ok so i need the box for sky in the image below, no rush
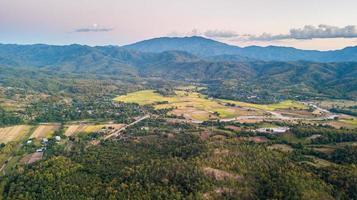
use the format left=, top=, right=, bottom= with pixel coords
left=1, top=0, right=357, bottom=50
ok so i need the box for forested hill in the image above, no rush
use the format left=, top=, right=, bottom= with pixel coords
left=124, top=36, right=357, bottom=62
left=0, top=43, right=356, bottom=101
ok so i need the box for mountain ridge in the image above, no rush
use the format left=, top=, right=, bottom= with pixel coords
left=123, top=36, right=357, bottom=62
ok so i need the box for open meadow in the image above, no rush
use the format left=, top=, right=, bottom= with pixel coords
left=115, top=89, right=309, bottom=121
left=0, top=125, right=32, bottom=144
left=64, top=124, right=124, bottom=136
left=30, top=124, right=61, bottom=139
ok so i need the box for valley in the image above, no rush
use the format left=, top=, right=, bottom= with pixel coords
left=115, top=87, right=356, bottom=128
left=0, top=37, right=356, bottom=199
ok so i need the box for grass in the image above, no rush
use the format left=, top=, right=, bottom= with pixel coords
left=115, top=90, right=266, bottom=121
left=64, top=124, right=124, bottom=136
left=114, top=90, right=174, bottom=105
left=314, top=100, right=357, bottom=109
left=115, top=90, right=308, bottom=121
left=268, top=144, right=294, bottom=152
left=219, top=99, right=307, bottom=111
left=0, top=125, right=33, bottom=144
left=339, top=118, right=357, bottom=126
left=302, top=156, right=334, bottom=168
left=30, top=124, right=60, bottom=139
left=83, top=125, right=105, bottom=133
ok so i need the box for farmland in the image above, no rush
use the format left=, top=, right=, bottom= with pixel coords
left=64, top=124, right=125, bottom=136
left=115, top=89, right=310, bottom=121
left=30, top=124, right=61, bottom=139
left=115, top=90, right=268, bottom=121
left=0, top=125, right=32, bottom=144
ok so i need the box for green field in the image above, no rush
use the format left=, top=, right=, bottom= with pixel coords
left=114, top=90, right=307, bottom=121
left=219, top=99, right=307, bottom=111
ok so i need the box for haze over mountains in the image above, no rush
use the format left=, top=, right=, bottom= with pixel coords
left=1, top=36, right=357, bottom=63
left=0, top=36, right=357, bottom=101
left=123, top=36, right=357, bottom=62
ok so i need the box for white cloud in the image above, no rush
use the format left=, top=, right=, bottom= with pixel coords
left=246, top=25, right=357, bottom=41
left=74, top=24, right=113, bottom=33
left=167, top=29, right=238, bottom=38
left=203, top=30, right=239, bottom=38
left=168, top=25, right=357, bottom=41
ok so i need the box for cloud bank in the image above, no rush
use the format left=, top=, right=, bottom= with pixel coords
left=74, top=24, right=113, bottom=33
left=246, top=25, right=357, bottom=41
left=170, top=25, right=357, bottom=41
left=203, top=30, right=239, bottom=38
left=168, top=29, right=239, bottom=38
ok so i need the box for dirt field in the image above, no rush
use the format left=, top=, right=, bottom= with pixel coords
left=326, top=118, right=357, bottom=129
left=64, top=124, right=125, bottom=136
left=278, top=109, right=317, bottom=118
left=28, top=152, right=43, bottom=164
left=313, top=100, right=357, bottom=110
left=30, top=124, right=60, bottom=139
left=0, top=125, right=32, bottom=144
left=115, top=90, right=269, bottom=121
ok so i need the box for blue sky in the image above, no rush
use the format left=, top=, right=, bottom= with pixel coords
left=1, top=0, right=357, bottom=50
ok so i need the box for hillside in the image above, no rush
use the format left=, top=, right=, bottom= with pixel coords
left=123, top=36, right=357, bottom=62
left=0, top=43, right=356, bottom=101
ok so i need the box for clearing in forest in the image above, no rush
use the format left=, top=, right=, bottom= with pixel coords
left=115, top=90, right=307, bottom=121
left=0, top=125, right=32, bottom=144
left=64, top=124, right=125, bottom=136
left=30, top=124, right=61, bottom=139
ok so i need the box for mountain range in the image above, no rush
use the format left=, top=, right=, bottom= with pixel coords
left=123, top=36, right=357, bottom=62
left=0, top=36, right=356, bottom=101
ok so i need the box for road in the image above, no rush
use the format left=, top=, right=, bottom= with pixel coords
left=0, top=156, right=13, bottom=175
left=104, top=115, right=150, bottom=140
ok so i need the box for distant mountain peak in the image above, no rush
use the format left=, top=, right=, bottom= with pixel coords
left=122, top=36, right=357, bottom=62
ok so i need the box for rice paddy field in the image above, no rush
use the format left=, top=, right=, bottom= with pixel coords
left=64, top=124, right=124, bottom=136
left=313, top=100, right=357, bottom=109
left=0, top=125, right=32, bottom=144
left=30, top=124, right=61, bottom=139
left=219, top=99, right=308, bottom=111
left=327, top=118, right=357, bottom=129
left=114, top=90, right=308, bottom=121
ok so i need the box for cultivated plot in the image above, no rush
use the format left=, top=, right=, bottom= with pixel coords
left=30, top=124, right=61, bottom=139
left=0, top=125, right=32, bottom=144
left=64, top=124, right=125, bottom=136
left=115, top=90, right=307, bottom=121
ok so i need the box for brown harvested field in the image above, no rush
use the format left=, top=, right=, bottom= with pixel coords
left=27, top=152, right=43, bottom=164
left=19, top=154, right=32, bottom=164
left=326, top=120, right=357, bottom=129
left=64, top=125, right=86, bottom=136
left=30, top=124, right=60, bottom=139
left=64, top=124, right=125, bottom=136
left=0, top=125, right=32, bottom=144
left=278, top=109, right=316, bottom=118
